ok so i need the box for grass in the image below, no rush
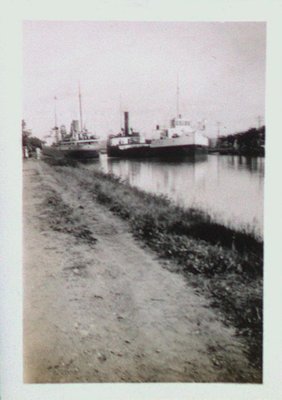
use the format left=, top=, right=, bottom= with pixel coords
left=45, top=156, right=263, bottom=371
left=85, top=168, right=263, bottom=260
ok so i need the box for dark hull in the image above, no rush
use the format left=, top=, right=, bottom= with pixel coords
left=149, top=144, right=207, bottom=159
left=62, top=149, right=100, bottom=159
left=107, top=144, right=207, bottom=160
left=107, top=145, right=151, bottom=159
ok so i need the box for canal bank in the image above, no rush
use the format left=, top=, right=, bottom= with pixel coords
left=95, top=154, right=264, bottom=238
left=23, top=158, right=262, bottom=383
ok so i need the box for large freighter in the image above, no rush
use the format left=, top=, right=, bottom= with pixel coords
left=107, top=76, right=208, bottom=159
left=107, top=112, right=208, bottom=159
left=149, top=114, right=209, bottom=158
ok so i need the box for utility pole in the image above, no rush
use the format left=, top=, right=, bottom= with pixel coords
left=216, top=121, right=221, bottom=138
left=257, top=115, right=262, bottom=129
left=216, top=121, right=221, bottom=149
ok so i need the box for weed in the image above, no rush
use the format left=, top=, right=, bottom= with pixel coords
left=49, top=162, right=263, bottom=371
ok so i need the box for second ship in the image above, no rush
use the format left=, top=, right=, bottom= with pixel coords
left=107, top=111, right=209, bottom=159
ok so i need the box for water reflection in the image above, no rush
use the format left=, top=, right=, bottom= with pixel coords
left=89, top=154, right=264, bottom=236
left=227, top=155, right=264, bottom=176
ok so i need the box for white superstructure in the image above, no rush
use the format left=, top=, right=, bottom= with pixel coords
left=151, top=114, right=209, bottom=149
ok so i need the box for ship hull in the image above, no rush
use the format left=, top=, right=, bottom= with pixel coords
left=53, top=140, right=100, bottom=159
left=107, top=144, right=207, bottom=159
left=107, top=145, right=151, bottom=158
left=149, top=144, right=208, bottom=159
left=59, top=149, right=100, bottom=159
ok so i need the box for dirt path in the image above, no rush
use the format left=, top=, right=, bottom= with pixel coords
left=23, top=159, right=259, bottom=383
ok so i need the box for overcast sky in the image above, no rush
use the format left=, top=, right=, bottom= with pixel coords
left=23, top=21, right=266, bottom=139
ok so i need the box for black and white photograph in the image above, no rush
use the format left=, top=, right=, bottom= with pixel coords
left=1, top=1, right=282, bottom=399
left=22, top=19, right=265, bottom=383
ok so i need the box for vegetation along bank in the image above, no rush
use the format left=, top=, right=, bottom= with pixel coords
left=45, top=156, right=263, bottom=372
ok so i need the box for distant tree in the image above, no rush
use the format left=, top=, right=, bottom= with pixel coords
left=28, top=136, right=43, bottom=149
left=217, top=126, right=265, bottom=156
left=22, top=119, right=31, bottom=146
left=22, top=120, right=44, bottom=152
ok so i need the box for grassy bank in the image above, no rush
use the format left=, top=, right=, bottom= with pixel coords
left=45, top=156, right=263, bottom=371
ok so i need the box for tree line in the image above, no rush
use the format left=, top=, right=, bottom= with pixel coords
left=215, top=126, right=265, bottom=156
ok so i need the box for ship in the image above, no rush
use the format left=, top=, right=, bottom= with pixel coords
left=50, top=87, right=100, bottom=159
left=107, top=112, right=208, bottom=159
left=149, top=114, right=209, bottom=159
left=53, top=121, right=100, bottom=159
left=107, top=78, right=208, bottom=159
left=107, top=111, right=150, bottom=158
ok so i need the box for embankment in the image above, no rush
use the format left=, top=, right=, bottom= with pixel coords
left=46, top=156, right=263, bottom=371
left=24, top=156, right=262, bottom=382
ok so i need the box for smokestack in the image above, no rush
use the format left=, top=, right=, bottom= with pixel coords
left=124, top=112, right=129, bottom=136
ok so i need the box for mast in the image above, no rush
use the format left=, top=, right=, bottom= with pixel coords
left=79, top=83, right=83, bottom=132
left=54, top=96, right=59, bottom=143
left=54, top=96, right=58, bottom=128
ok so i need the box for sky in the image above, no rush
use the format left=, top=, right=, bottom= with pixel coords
left=23, top=21, right=266, bottom=140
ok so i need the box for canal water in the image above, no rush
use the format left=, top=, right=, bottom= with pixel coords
left=87, top=154, right=264, bottom=237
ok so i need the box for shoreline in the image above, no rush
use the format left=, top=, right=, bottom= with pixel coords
left=69, top=158, right=263, bottom=369
left=208, top=148, right=265, bottom=157
left=46, top=155, right=263, bottom=370
left=23, top=157, right=263, bottom=382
